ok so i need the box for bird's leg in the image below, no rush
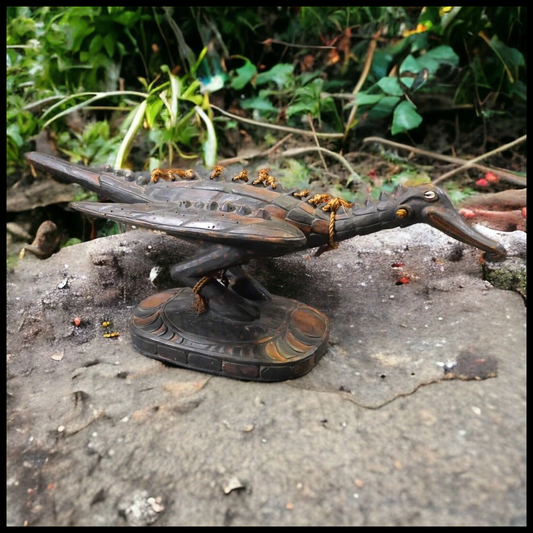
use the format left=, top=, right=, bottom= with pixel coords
left=225, top=266, right=271, bottom=301
left=170, top=245, right=261, bottom=321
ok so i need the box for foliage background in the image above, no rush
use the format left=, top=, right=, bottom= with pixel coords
left=6, top=6, right=526, bottom=255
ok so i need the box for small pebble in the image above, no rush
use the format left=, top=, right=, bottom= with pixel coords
left=223, top=477, right=245, bottom=494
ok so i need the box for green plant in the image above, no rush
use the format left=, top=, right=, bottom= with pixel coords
left=6, top=7, right=157, bottom=176
left=352, top=45, right=459, bottom=134
left=239, top=64, right=341, bottom=129
left=40, top=59, right=217, bottom=169
left=56, top=120, right=121, bottom=165
left=442, top=182, right=476, bottom=205
left=6, top=6, right=526, bottom=182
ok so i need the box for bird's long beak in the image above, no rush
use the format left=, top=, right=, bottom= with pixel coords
left=424, top=205, right=507, bottom=260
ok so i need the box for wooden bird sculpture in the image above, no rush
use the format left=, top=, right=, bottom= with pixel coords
left=25, top=152, right=506, bottom=381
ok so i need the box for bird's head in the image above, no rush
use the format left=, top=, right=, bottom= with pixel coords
left=391, top=184, right=507, bottom=260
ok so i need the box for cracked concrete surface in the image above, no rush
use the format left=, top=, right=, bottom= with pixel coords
left=6, top=225, right=526, bottom=526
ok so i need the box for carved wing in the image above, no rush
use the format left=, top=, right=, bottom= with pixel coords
left=71, top=201, right=306, bottom=249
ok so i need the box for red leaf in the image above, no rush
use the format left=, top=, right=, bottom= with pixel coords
left=396, top=276, right=411, bottom=285
left=484, top=172, right=499, bottom=183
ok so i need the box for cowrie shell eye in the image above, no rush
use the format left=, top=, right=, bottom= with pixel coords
left=424, top=191, right=437, bottom=200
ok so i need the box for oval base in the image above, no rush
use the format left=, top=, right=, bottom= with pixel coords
left=130, top=288, right=330, bottom=381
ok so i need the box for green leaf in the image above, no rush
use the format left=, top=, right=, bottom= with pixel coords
left=383, top=36, right=411, bottom=57
left=409, top=33, right=429, bottom=53
left=368, top=96, right=400, bottom=119
left=113, top=10, right=140, bottom=27
left=255, top=63, right=294, bottom=87
left=399, top=54, right=421, bottom=74
left=230, top=60, right=257, bottom=90
left=68, top=23, right=94, bottom=53
left=103, top=34, right=115, bottom=56
left=391, top=101, right=423, bottom=135
left=195, top=106, right=217, bottom=168
left=191, top=46, right=208, bottom=78
left=286, top=101, right=316, bottom=118
left=399, top=77, right=414, bottom=89
left=392, top=169, right=431, bottom=186
left=89, top=34, right=103, bottom=55
left=180, top=78, right=200, bottom=99
left=371, top=50, right=393, bottom=79
left=488, top=35, right=525, bottom=83
left=115, top=100, right=147, bottom=168
left=145, top=99, right=164, bottom=128
left=355, top=93, right=384, bottom=106
left=6, top=125, right=24, bottom=147
left=512, top=80, right=527, bottom=102
left=415, top=55, right=440, bottom=74
left=377, top=77, right=404, bottom=96
left=443, top=183, right=475, bottom=205
left=490, top=36, right=525, bottom=68
left=97, top=221, right=121, bottom=238
left=180, top=94, right=203, bottom=105
left=61, top=238, right=82, bottom=248
left=425, top=45, right=459, bottom=66
left=116, top=41, right=126, bottom=56
left=297, top=70, right=323, bottom=86
left=295, top=77, right=324, bottom=98
left=240, top=97, right=279, bottom=113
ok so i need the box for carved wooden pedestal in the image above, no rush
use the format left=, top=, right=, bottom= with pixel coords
left=130, top=288, right=329, bottom=381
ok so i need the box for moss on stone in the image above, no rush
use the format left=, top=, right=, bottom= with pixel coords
left=483, top=259, right=527, bottom=299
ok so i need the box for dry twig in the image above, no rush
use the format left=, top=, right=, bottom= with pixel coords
left=432, top=135, right=527, bottom=184
left=261, top=38, right=336, bottom=50
left=308, top=114, right=328, bottom=171
left=267, top=133, right=293, bottom=157
left=363, top=136, right=527, bottom=187
left=278, top=146, right=361, bottom=180
left=344, top=28, right=381, bottom=138
left=211, top=105, right=343, bottom=139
